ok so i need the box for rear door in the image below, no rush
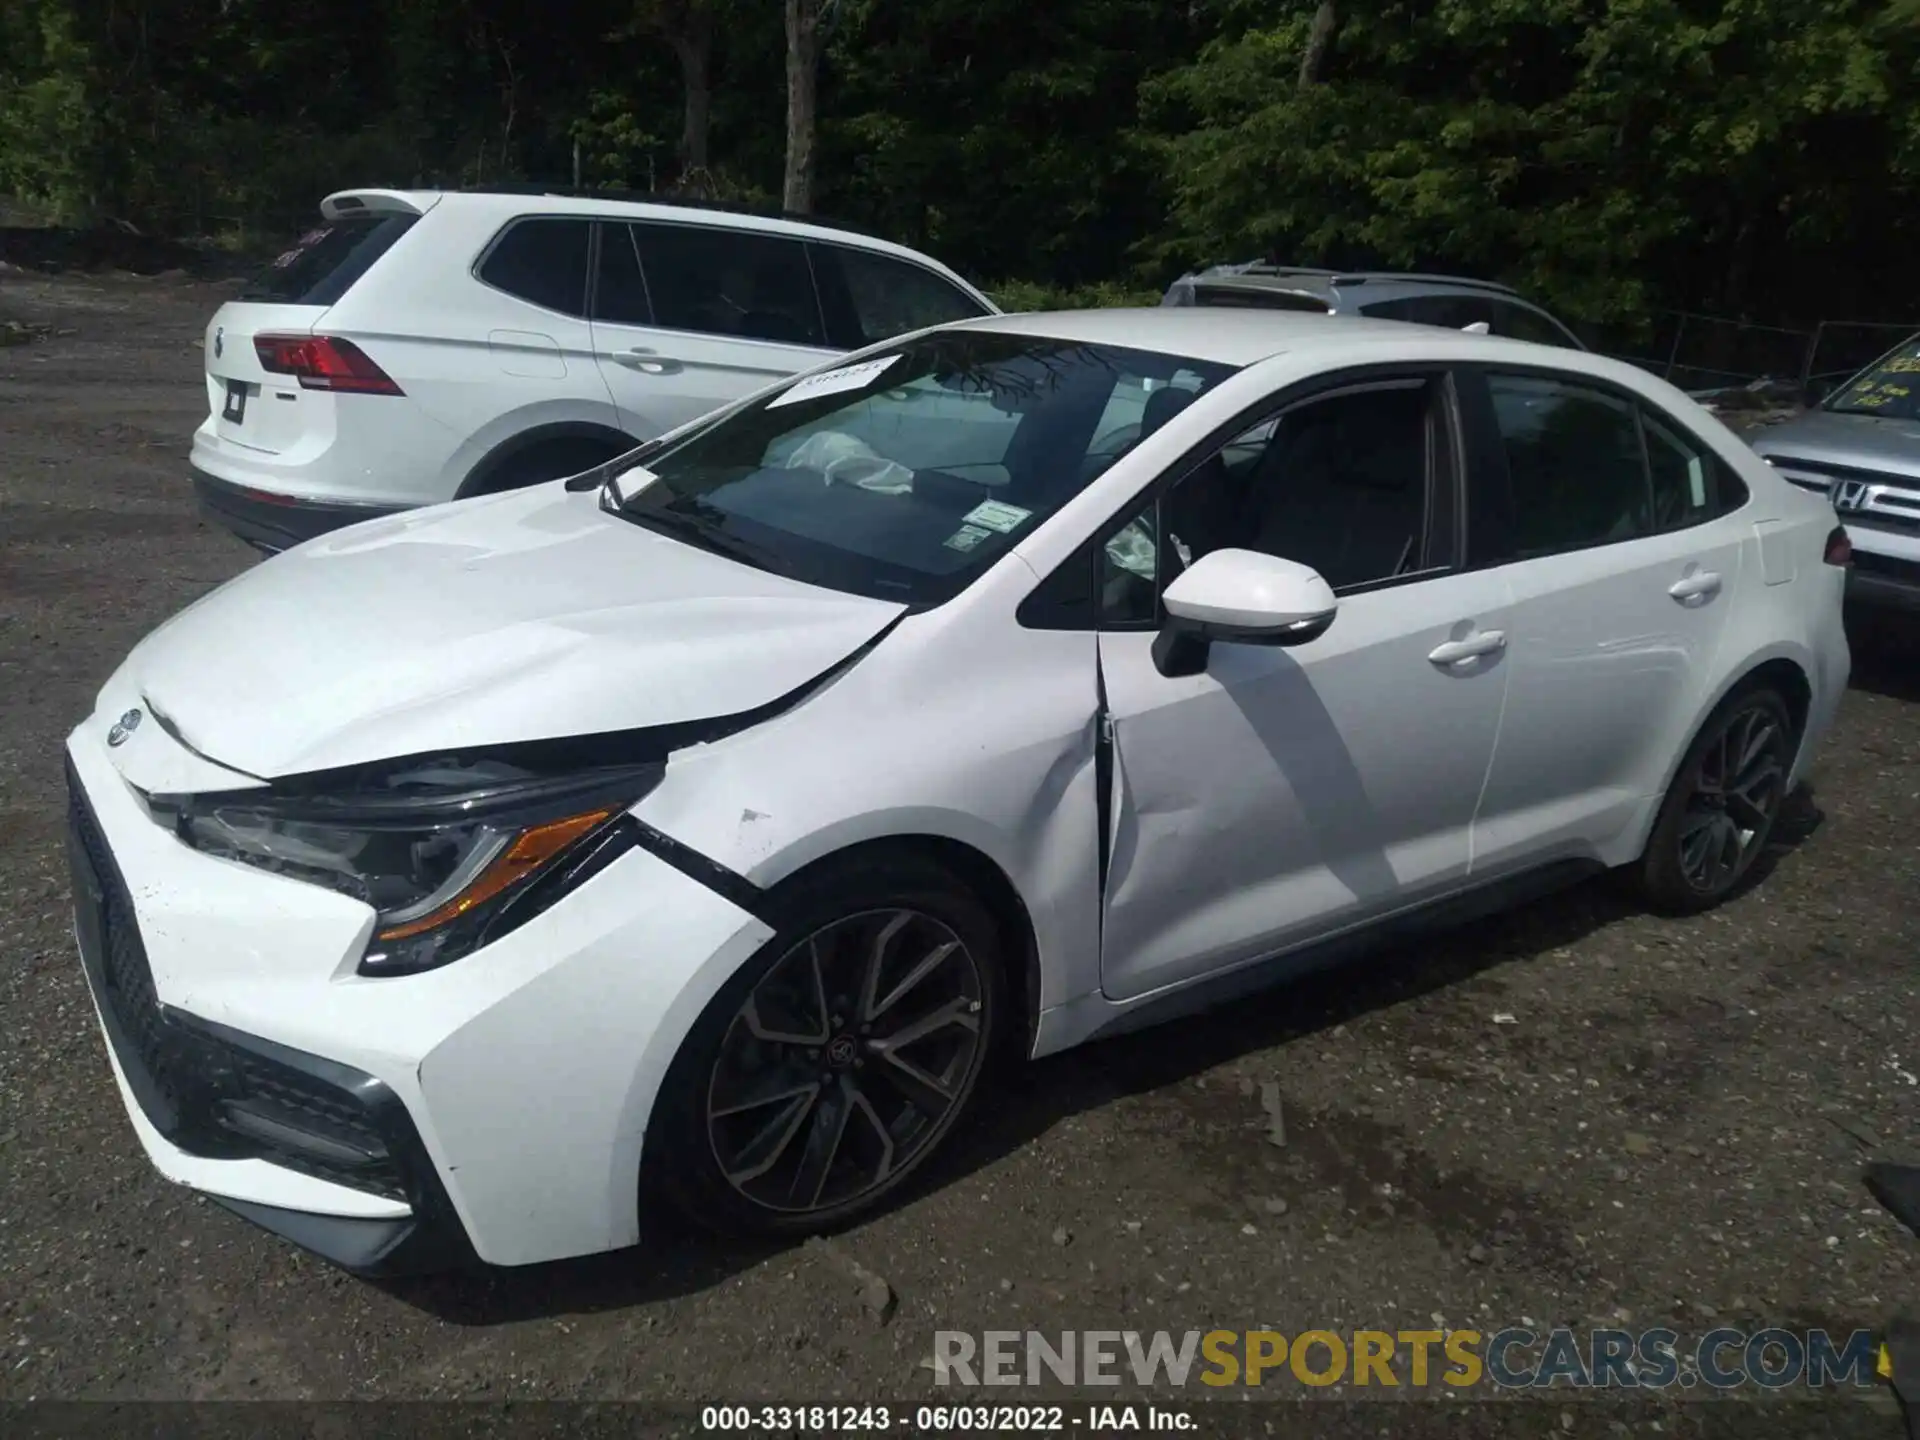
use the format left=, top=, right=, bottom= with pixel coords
left=1459, top=368, right=1745, bottom=871
left=204, top=205, right=422, bottom=455
left=588, top=220, right=840, bottom=438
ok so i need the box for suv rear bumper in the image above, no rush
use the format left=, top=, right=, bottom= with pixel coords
left=192, top=467, right=407, bottom=554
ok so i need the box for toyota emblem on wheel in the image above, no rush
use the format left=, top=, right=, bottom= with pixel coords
left=106, top=709, right=142, bottom=747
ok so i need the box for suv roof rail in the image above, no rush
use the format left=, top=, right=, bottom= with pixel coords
left=1201, top=261, right=1523, bottom=298
left=1335, top=270, right=1522, bottom=296
left=451, top=185, right=885, bottom=240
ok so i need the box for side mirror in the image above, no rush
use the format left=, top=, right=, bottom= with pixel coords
left=1153, top=549, right=1338, bottom=677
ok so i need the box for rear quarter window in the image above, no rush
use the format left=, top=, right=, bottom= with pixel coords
left=241, top=215, right=418, bottom=306
left=476, top=217, right=593, bottom=317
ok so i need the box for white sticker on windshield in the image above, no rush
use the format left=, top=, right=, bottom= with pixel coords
left=961, top=498, right=1033, bottom=534
left=767, top=354, right=903, bottom=410
left=606, top=465, right=659, bottom=507
left=1687, top=455, right=1707, bottom=508
left=943, top=523, right=992, bottom=553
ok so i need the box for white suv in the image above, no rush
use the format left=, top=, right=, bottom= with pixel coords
left=190, top=188, right=998, bottom=551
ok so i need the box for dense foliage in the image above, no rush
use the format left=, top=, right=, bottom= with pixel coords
left=4, top=1, right=1917, bottom=332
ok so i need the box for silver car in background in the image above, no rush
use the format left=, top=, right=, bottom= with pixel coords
left=1162, top=263, right=1586, bottom=351
left=1749, top=334, right=1920, bottom=612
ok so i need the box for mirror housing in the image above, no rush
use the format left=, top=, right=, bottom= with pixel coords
left=1153, top=550, right=1339, bottom=677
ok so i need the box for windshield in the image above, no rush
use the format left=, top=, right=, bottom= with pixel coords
left=1825, top=335, right=1920, bottom=420
left=604, top=331, right=1236, bottom=604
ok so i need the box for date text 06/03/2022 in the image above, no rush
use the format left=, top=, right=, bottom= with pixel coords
left=698, top=1404, right=1195, bottom=1432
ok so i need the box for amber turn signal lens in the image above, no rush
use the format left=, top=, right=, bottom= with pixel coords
left=375, top=809, right=612, bottom=941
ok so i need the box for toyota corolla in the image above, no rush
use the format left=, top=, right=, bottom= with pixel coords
left=66, top=308, right=1850, bottom=1274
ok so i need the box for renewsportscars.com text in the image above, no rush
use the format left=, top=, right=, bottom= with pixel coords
left=931, top=1327, right=1881, bottom=1390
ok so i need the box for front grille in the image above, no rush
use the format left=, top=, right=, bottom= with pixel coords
left=1847, top=509, right=1920, bottom=539
left=66, top=760, right=407, bottom=1201
left=1765, top=456, right=1920, bottom=537
left=1765, top=454, right=1917, bottom=487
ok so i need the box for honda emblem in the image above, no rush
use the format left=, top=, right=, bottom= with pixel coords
left=1833, top=480, right=1870, bottom=513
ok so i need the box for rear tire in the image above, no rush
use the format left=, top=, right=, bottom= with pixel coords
left=1635, top=685, right=1795, bottom=915
left=646, top=853, right=1006, bottom=1239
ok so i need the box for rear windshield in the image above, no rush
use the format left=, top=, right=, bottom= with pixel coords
left=239, top=214, right=418, bottom=306
left=1193, top=285, right=1329, bottom=313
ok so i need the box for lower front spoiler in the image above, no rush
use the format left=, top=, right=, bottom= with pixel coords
left=191, top=466, right=407, bottom=554
left=68, top=756, right=481, bottom=1277
left=1848, top=552, right=1920, bottom=613
left=210, top=1195, right=479, bottom=1278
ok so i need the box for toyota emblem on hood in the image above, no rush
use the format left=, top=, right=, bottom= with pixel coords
left=107, top=708, right=142, bottom=747
left=213, top=326, right=224, bottom=359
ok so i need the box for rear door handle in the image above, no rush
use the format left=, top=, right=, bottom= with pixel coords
left=1668, top=571, right=1722, bottom=603
left=1428, top=630, right=1507, bottom=666
left=611, top=348, right=682, bottom=375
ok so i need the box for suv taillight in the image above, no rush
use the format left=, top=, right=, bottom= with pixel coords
left=1824, top=526, right=1853, bottom=567
left=253, top=334, right=403, bottom=395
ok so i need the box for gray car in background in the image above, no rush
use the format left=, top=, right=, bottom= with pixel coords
left=1162, top=263, right=1586, bottom=350
left=1748, top=333, right=1920, bottom=612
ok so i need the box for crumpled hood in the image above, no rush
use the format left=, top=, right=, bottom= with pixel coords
left=116, top=485, right=904, bottom=780
left=1749, top=409, right=1920, bottom=481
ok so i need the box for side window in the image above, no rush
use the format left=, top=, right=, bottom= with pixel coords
left=631, top=224, right=826, bottom=347
left=822, top=245, right=989, bottom=347
left=1099, top=381, right=1439, bottom=625
left=1642, top=409, right=1753, bottom=526
left=1487, top=374, right=1648, bottom=557
left=475, top=218, right=591, bottom=316
left=1362, top=294, right=1496, bottom=331
left=592, top=223, right=652, bottom=325
left=1490, top=300, right=1577, bottom=349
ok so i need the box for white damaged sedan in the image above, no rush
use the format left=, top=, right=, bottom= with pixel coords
left=67, top=308, right=1850, bottom=1272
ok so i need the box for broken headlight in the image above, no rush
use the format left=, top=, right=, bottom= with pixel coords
left=155, top=756, right=661, bottom=976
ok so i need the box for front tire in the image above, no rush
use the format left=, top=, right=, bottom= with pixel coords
left=1635, top=686, right=1794, bottom=914
left=648, top=854, right=1005, bottom=1238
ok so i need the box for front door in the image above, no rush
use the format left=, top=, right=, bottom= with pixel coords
left=1094, top=373, right=1515, bottom=1002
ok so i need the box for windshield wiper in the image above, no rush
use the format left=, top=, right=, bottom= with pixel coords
left=614, top=504, right=788, bottom=576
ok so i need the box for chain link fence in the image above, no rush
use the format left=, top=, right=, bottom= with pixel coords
left=1600, top=310, right=1920, bottom=409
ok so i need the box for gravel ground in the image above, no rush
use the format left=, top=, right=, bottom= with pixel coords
left=0, top=271, right=1913, bottom=1435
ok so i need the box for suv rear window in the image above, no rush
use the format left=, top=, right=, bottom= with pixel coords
left=240, top=215, right=418, bottom=306
left=1362, top=294, right=1497, bottom=330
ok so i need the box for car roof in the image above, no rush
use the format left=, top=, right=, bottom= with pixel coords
left=317, top=187, right=991, bottom=302
left=958, top=305, right=1464, bottom=366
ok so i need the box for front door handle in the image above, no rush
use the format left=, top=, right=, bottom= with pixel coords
left=1428, top=630, right=1507, bottom=666
left=1668, top=571, right=1723, bottom=603
left=611, top=348, right=682, bottom=375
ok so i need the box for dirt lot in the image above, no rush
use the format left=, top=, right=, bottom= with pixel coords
left=0, top=271, right=1914, bottom=1434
